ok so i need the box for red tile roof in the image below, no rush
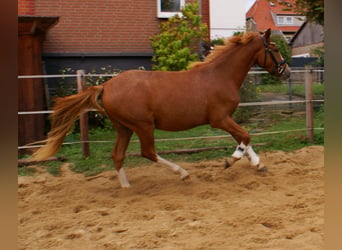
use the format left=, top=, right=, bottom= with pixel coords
left=268, top=0, right=297, bottom=14
left=246, top=0, right=301, bottom=33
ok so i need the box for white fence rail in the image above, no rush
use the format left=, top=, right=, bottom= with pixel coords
left=17, top=70, right=323, bottom=79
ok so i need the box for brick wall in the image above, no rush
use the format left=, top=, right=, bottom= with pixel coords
left=18, top=0, right=35, bottom=15
left=201, top=0, right=210, bottom=41
left=23, top=0, right=209, bottom=54
left=34, top=0, right=161, bottom=53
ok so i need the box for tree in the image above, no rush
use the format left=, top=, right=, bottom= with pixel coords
left=150, top=2, right=208, bottom=71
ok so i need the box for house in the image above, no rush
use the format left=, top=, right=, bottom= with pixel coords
left=18, top=0, right=210, bottom=77
left=246, top=0, right=305, bottom=41
left=290, top=21, right=324, bottom=58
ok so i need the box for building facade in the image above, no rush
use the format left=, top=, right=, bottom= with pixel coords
left=246, top=0, right=305, bottom=41
left=290, top=22, right=324, bottom=58
left=19, top=0, right=210, bottom=78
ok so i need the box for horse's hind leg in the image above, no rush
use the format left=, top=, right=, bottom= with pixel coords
left=156, top=155, right=190, bottom=180
left=135, top=125, right=189, bottom=180
left=112, top=124, right=133, bottom=188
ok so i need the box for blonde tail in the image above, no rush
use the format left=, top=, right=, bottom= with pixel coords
left=32, top=85, right=104, bottom=161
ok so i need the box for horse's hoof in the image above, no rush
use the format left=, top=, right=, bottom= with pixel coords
left=224, top=157, right=238, bottom=169
left=120, top=184, right=131, bottom=188
left=224, top=159, right=231, bottom=169
left=181, top=174, right=190, bottom=181
left=257, top=166, right=268, bottom=172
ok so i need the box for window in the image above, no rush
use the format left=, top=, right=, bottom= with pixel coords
left=286, top=17, right=293, bottom=24
left=277, top=16, right=294, bottom=25
left=277, top=16, right=284, bottom=24
left=157, top=0, right=185, bottom=18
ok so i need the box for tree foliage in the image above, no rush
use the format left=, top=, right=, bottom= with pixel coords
left=150, top=2, right=208, bottom=71
left=311, top=46, right=324, bottom=66
left=271, top=34, right=292, bottom=64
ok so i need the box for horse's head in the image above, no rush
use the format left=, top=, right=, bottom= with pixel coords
left=256, top=29, right=291, bottom=80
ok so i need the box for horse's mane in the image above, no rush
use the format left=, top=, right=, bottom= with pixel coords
left=189, top=31, right=258, bottom=68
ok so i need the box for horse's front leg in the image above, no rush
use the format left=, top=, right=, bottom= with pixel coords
left=225, top=141, right=247, bottom=168
left=211, top=116, right=266, bottom=171
left=245, top=144, right=267, bottom=171
left=227, top=142, right=267, bottom=171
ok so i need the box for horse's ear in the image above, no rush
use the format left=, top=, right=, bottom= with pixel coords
left=264, top=28, right=271, bottom=41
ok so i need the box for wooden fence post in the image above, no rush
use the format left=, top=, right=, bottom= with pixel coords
left=288, top=77, right=293, bottom=110
left=305, top=65, right=314, bottom=143
left=76, top=70, right=90, bottom=157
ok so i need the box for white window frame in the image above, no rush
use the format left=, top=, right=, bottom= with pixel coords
left=285, top=16, right=293, bottom=24
left=157, top=0, right=185, bottom=18
left=277, top=16, right=294, bottom=25
left=277, top=16, right=285, bottom=24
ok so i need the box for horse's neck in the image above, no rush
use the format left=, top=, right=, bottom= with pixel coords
left=208, top=41, right=260, bottom=90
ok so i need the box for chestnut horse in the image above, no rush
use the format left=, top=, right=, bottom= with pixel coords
left=33, top=29, right=290, bottom=187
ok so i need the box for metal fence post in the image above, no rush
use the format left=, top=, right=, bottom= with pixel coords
left=305, top=65, right=314, bottom=143
left=76, top=69, right=90, bottom=157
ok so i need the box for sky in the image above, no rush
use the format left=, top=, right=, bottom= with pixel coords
left=245, top=0, right=256, bottom=11
left=209, top=0, right=256, bottom=38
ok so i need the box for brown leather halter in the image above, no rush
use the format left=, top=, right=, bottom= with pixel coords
left=261, top=36, right=287, bottom=76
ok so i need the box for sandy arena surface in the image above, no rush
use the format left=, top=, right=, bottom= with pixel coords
left=18, top=146, right=324, bottom=250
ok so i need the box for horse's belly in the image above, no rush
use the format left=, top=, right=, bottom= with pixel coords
left=154, top=108, right=207, bottom=131
left=155, top=120, right=205, bottom=131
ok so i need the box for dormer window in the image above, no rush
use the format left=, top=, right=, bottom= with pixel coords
left=277, top=16, right=293, bottom=25
left=157, top=0, right=185, bottom=18
left=270, top=1, right=275, bottom=7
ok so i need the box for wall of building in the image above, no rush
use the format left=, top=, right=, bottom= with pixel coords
left=33, top=0, right=160, bottom=54
left=18, top=0, right=35, bottom=15
left=19, top=0, right=210, bottom=92
left=292, top=42, right=324, bottom=57
left=291, top=22, right=324, bottom=57
left=22, top=0, right=208, bottom=54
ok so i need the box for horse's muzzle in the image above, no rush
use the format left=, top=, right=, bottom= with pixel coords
left=279, top=65, right=291, bottom=80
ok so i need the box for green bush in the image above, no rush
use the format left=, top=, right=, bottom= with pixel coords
left=310, top=46, right=324, bottom=67
left=150, top=2, right=208, bottom=71
left=211, top=38, right=225, bottom=46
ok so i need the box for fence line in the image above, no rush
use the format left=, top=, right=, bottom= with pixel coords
left=18, top=68, right=325, bottom=152
left=17, top=73, right=119, bottom=79
left=18, top=111, right=54, bottom=115
left=18, top=127, right=324, bottom=150
left=18, top=99, right=324, bottom=116
left=17, top=69, right=324, bottom=79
